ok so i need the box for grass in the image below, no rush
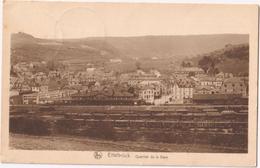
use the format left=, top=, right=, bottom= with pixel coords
left=9, top=133, right=247, bottom=153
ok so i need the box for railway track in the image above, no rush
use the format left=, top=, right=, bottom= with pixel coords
left=9, top=105, right=248, bottom=149
left=10, top=104, right=248, bottom=109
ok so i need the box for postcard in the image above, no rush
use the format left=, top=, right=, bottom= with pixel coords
left=1, top=1, right=258, bottom=166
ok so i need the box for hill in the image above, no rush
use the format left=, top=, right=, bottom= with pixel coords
left=11, top=32, right=121, bottom=65
left=11, top=32, right=248, bottom=73
left=186, top=43, right=249, bottom=75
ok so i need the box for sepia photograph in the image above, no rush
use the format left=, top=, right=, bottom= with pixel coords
left=1, top=1, right=258, bottom=166
left=9, top=33, right=249, bottom=153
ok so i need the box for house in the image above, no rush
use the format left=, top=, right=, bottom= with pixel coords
left=38, top=91, right=50, bottom=104
left=10, top=89, right=19, bottom=97
left=10, top=95, right=22, bottom=105
left=86, top=68, right=95, bottom=72
left=20, top=84, right=31, bottom=92
left=167, top=80, right=194, bottom=104
left=70, top=88, right=137, bottom=105
left=139, top=79, right=161, bottom=86
left=34, top=72, right=47, bottom=81
left=31, top=84, right=40, bottom=92
left=128, top=73, right=161, bottom=87
left=153, top=84, right=162, bottom=98
left=110, top=59, right=122, bottom=63
left=12, top=79, right=23, bottom=90
left=216, top=72, right=234, bottom=80
left=150, top=69, right=161, bottom=78
left=48, top=70, right=60, bottom=78
left=22, top=93, right=39, bottom=104
left=48, top=90, right=62, bottom=101
left=199, top=76, right=223, bottom=87
left=194, top=85, right=219, bottom=94
left=10, top=77, right=18, bottom=89
left=139, top=86, right=155, bottom=104
left=173, top=67, right=204, bottom=76
left=220, top=77, right=248, bottom=96
left=40, top=85, right=48, bottom=93
left=216, top=72, right=225, bottom=79
left=68, top=78, right=80, bottom=86
left=38, top=89, right=63, bottom=104
left=29, top=62, right=42, bottom=68
left=61, top=89, right=78, bottom=98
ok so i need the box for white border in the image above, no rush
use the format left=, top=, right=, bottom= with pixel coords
left=0, top=0, right=259, bottom=168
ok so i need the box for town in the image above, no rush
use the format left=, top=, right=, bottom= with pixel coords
left=9, top=59, right=249, bottom=106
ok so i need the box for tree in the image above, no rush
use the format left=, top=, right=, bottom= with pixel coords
left=198, top=56, right=220, bottom=74
left=208, top=67, right=220, bottom=76
left=135, top=61, right=141, bottom=70
left=10, top=65, right=17, bottom=77
left=198, top=56, right=212, bottom=73
left=181, top=61, right=192, bottom=67
left=47, top=60, right=56, bottom=71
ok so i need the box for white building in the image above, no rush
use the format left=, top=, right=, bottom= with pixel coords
left=110, top=59, right=122, bottom=63
left=139, top=87, right=155, bottom=104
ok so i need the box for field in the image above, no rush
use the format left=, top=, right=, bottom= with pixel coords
left=10, top=134, right=246, bottom=153
left=9, top=105, right=248, bottom=153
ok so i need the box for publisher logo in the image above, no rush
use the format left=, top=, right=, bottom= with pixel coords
left=94, top=151, right=103, bottom=159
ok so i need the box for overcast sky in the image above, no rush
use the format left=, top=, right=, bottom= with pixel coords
left=4, top=2, right=257, bottom=39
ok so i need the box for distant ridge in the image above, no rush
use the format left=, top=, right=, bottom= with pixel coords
left=11, top=32, right=249, bottom=73
left=186, top=43, right=249, bottom=75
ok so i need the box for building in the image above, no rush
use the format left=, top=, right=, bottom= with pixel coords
left=216, top=72, right=234, bottom=80
left=150, top=69, right=161, bottom=78
left=40, top=85, right=48, bottom=93
left=38, top=90, right=63, bottom=104
left=61, top=89, right=78, bottom=98
left=139, top=86, right=155, bottom=104
left=38, top=92, right=50, bottom=104
left=34, top=72, right=47, bottom=82
left=68, top=78, right=80, bottom=86
left=194, top=85, right=219, bottom=94
left=10, top=89, right=19, bottom=97
left=70, top=90, right=137, bottom=105
left=128, top=73, right=161, bottom=87
left=10, top=77, right=18, bottom=89
left=10, top=95, right=22, bottom=105
left=199, top=76, right=223, bottom=87
left=86, top=67, right=95, bottom=72
left=220, top=77, right=248, bottom=96
left=173, top=67, right=204, bottom=76
left=20, top=84, right=31, bottom=92
left=153, top=84, right=162, bottom=98
left=48, top=90, right=62, bottom=103
left=110, top=59, right=122, bottom=63
left=193, top=93, right=244, bottom=104
left=31, top=84, right=40, bottom=92
left=22, top=93, right=39, bottom=104
left=48, top=70, right=60, bottom=78
left=170, top=81, right=194, bottom=104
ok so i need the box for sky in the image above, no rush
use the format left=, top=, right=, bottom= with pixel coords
left=4, top=1, right=257, bottom=39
